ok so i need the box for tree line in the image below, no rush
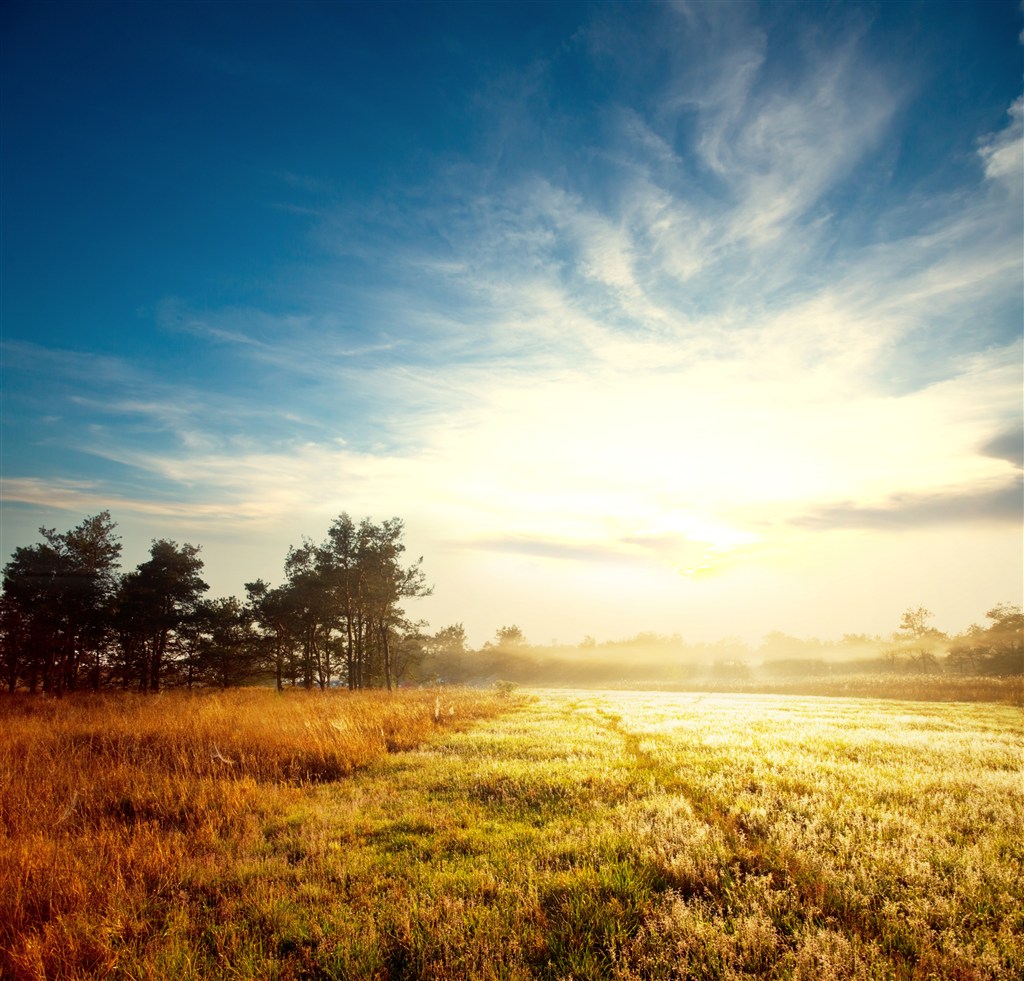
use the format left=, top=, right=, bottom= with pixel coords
left=422, top=606, right=1022, bottom=688
left=0, top=512, right=428, bottom=693
left=1, top=511, right=1020, bottom=694
left=887, top=604, right=1022, bottom=676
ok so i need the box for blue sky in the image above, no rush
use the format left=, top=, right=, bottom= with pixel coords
left=2, top=1, right=1021, bottom=645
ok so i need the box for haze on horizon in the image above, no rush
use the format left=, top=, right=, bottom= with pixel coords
left=2, top=1, right=1021, bottom=649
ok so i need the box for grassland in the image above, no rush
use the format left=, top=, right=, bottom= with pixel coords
left=2, top=686, right=1021, bottom=980
left=594, top=674, right=1023, bottom=705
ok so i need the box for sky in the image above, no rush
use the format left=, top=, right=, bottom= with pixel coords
left=2, top=0, right=1022, bottom=647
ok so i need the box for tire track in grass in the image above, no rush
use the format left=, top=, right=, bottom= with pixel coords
left=587, top=702, right=891, bottom=948
left=584, top=697, right=1015, bottom=981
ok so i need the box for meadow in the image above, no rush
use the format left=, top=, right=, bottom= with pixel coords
left=1, top=686, right=1021, bottom=980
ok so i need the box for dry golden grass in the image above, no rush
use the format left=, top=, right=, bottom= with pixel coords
left=0, top=687, right=510, bottom=979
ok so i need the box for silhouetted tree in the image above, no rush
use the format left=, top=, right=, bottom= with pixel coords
left=948, top=603, right=1024, bottom=675
left=360, top=517, right=431, bottom=690
left=312, top=514, right=430, bottom=690
left=244, top=579, right=297, bottom=691
left=423, top=623, right=470, bottom=682
left=282, top=541, right=331, bottom=689
left=116, top=540, right=208, bottom=691
left=0, top=512, right=121, bottom=692
left=319, top=514, right=367, bottom=690
left=887, top=606, right=946, bottom=673
left=193, top=596, right=261, bottom=688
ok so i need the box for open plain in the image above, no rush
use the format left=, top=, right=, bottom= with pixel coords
left=2, top=686, right=1021, bottom=980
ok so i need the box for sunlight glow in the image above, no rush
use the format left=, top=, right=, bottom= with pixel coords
left=2, top=2, right=1020, bottom=645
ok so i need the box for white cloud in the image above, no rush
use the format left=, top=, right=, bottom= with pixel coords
left=978, top=95, right=1023, bottom=194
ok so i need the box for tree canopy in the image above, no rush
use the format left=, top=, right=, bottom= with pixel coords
left=1, top=512, right=431, bottom=692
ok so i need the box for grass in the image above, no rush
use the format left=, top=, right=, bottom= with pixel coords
left=617, top=674, right=1023, bottom=705
left=1, top=686, right=1021, bottom=979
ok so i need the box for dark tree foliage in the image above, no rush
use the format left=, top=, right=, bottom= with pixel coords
left=190, top=596, right=262, bottom=689
left=947, top=604, right=1024, bottom=676
left=0, top=512, right=435, bottom=692
left=1, top=512, right=121, bottom=692
left=115, top=540, right=209, bottom=691
left=245, top=514, right=432, bottom=691
left=244, top=579, right=296, bottom=691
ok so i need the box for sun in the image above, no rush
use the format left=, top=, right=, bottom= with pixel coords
left=636, top=509, right=759, bottom=579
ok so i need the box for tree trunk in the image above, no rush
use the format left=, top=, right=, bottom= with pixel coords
left=149, top=630, right=166, bottom=692
left=345, top=617, right=355, bottom=691
left=275, top=633, right=284, bottom=692
left=381, top=619, right=392, bottom=691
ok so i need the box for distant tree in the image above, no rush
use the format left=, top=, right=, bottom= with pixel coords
left=887, top=606, right=946, bottom=673
left=947, top=604, right=1024, bottom=676
left=982, top=603, right=1024, bottom=673
left=477, top=624, right=536, bottom=681
left=0, top=512, right=121, bottom=692
left=193, top=596, right=261, bottom=688
left=268, top=514, right=431, bottom=691
left=492, top=625, right=526, bottom=649
left=946, top=622, right=990, bottom=675
left=423, top=623, right=470, bottom=682
left=432, top=623, right=469, bottom=657
left=390, top=623, right=428, bottom=685
left=244, top=579, right=298, bottom=691
left=116, top=540, right=208, bottom=691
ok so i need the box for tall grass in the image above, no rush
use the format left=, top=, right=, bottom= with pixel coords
left=0, top=687, right=510, bottom=979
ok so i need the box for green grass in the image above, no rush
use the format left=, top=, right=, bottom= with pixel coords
left=2, top=688, right=1022, bottom=979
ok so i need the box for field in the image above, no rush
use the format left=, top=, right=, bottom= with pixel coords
left=1, top=687, right=1021, bottom=980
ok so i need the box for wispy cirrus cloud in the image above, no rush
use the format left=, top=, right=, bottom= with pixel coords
left=156, top=300, right=402, bottom=375
left=1, top=476, right=256, bottom=521
left=791, top=475, right=1023, bottom=531
left=979, top=95, right=1023, bottom=190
